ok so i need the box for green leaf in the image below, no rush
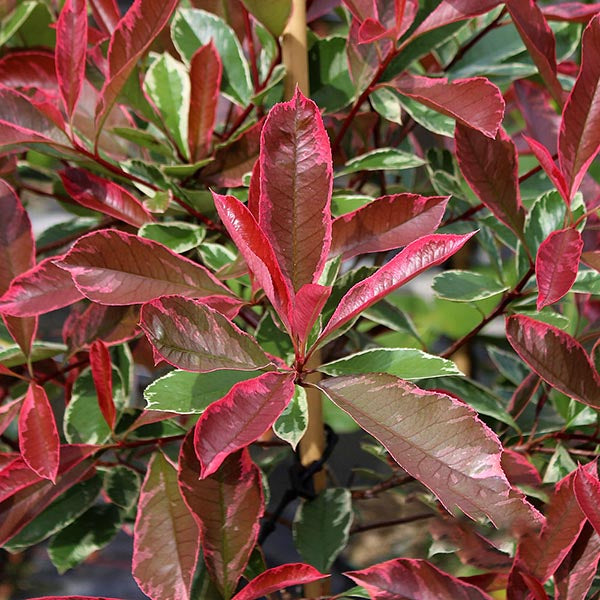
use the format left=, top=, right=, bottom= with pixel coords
left=273, top=385, right=308, bottom=449
left=572, top=269, right=600, bottom=295
left=64, top=367, right=124, bottom=444
left=336, top=148, right=426, bottom=177
left=0, top=342, right=67, bottom=368
left=398, top=94, right=455, bottom=137
left=487, top=346, right=529, bottom=386
left=9, top=0, right=55, bottom=47
left=241, top=0, right=291, bottom=37
left=542, top=444, right=577, bottom=484
left=198, top=243, right=237, bottom=272
left=48, top=504, right=125, bottom=573
left=144, top=369, right=259, bottom=413
left=172, top=8, right=252, bottom=106
left=293, top=488, right=353, bottom=573
left=112, top=127, right=175, bottom=158
left=320, top=348, right=463, bottom=380
left=330, top=192, right=374, bottom=217
left=138, top=222, right=205, bottom=253
left=4, top=476, right=102, bottom=552
left=309, top=37, right=355, bottom=113
left=369, top=87, right=403, bottom=124
left=0, top=1, right=38, bottom=46
left=104, top=466, right=141, bottom=511
left=144, top=53, right=190, bottom=159
left=432, top=270, right=508, bottom=302
left=362, top=300, right=422, bottom=343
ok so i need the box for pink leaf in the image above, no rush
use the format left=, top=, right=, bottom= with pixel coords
left=320, top=232, right=476, bottom=340
left=0, top=445, right=99, bottom=546
left=95, top=0, right=180, bottom=134
left=18, top=383, right=60, bottom=483
left=0, top=458, right=47, bottom=503
left=291, top=284, right=331, bottom=349
left=230, top=563, right=327, bottom=600
left=346, top=558, right=493, bottom=599
left=194, top=371, right=295, bottom=478
left=259, top=88, right=333, bottom=292
left=517, top=466, right=593, bottom=583
left=501, top=450, right=542, bottom=488
left=412, top=0, right=501, bottom=37
left=213, top=192, right=292, bottom=327
left=506, top=315, right=600, bottom=408
left=188, top=42, right=222, bottom=162
left=358, top=18, right=392, bottom=43
left=506, top=0, right=564, bottom=107
left=178, top=434, right=263, bottom=598
left=60, top=168, right=154, bottom=228
left=392, top=74, right=504, bottom=138
left=330, top=193, right=449, bottom=261
left=320, top=374, right=541, bottom=532
left=555, top=524, right=600, bottom=600
left=88, top=0, right=121, bottom=34
left=558, top=14, right=600, bottom=200
left=247, top=160, right=261, bottom=221
left=536, top=228, right=583, bottom=310
left=0, top=51, right=57, bottom=91
left=89, top=340, right=116, bottom=429
left=0, top=257, right=84, bottom=317
left=57, top=229, right=232, bottom=305
left=574, top=464, right=600, bottom=536
left=140, top=296, right=271, bottom=372
left=133, top=452, right=199, bottom=600
left=455, top=124, right=526, bottom=240
left=523, top=135, right=570, bottom=204
left=56, top=0, right=88, bottom=117
left=343, top=0, right=377, bottom=21
left=542, top=3, right=600, bottom=23
left=0, top=399, right=22, bottom=438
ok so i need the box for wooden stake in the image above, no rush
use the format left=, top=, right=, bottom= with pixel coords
left=282, top=0, right=309, bottom=97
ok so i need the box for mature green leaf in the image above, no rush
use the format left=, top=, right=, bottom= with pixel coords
left=241, top=0, right=291, bottom=37
left=320, top=348, right=463, bottom=380
left=293, top=488, right=352, bottom=573
left=432, top=270, right=508, bottom=302
left=0, top=342, right=66, bottom=368
left=572, top=269, right=600, bottom=294
left=104, top=466, right=140, bottom=511
left=0, top=1, right=38, bottom=46
left=369, top=87, right=403, bottom=124
left=273, top=385, right=308, bottom=449
left=138, top=222, right=205, bottom=254
left=336, top=148, right=426, bottom=177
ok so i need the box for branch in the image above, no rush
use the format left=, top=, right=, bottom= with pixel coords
left=351, top=512, right=434, bottom=535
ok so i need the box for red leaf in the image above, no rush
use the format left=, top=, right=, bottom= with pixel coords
left=140, top=296, right=272, bottom=372
left=536, top=228, right=583, bottom=310
left=542, top=3, right=600, bottom=23
left=501, top=450, right=542, bottom=488
left=412, top=0, right=501, bottom=37
left=95, top=0, right=180, bottom=134
left=18, top=383, right=60, bottom=483
left=523, top=135, right=570, bottom=204
left=581, top=250, right=600, bottom=272
left=343, top=0, right=377, bottom=21
left=506, top=0, right=564, bottom=107
left=259, top=88, right=333, bottom=292
left=291, top=284, right=331, bottom=349
left=58, top=229, right=232, bottom=305
left=506, top=315, right=600, bottom=408
left=358, top=18, right=391, bottom=43
left=89, top=0, right=121, bottom=34
left=0, top=51, right=57, bottom=91
left=29, top=597, right=126, bottom=600
left=188, top=42, right=222, bottom=162
left=455, top=124, right=526, bottom=241
left=56, top=0, right=88, bottom=117
left=230, top=563, right=326, bottom=600
left=574, top=464, right=600, bottom=536
left=517, top=466, right=593, bottom=583
left=555, top=524, right=600, bottom=600
left=247, top=159, right=261, bottom=221
left=133, top=452, right=199, bottom=600
left=179, top=434, right=263, bottom=598
left=0, top=457, right=45, bottom=503
left=194, top=371, right=295, bottom=478
left=0, top=256, right=84, bottom=317
left=320, top=374, right=540, bottom=532
left=392, top=74, right=504, bottom=138
left=320, top=232, right=476, bottom=341
left=60, top=168, right=154, bottom=228
left=0, top=445, right=99, bottom=545
left=213, top=193, right=292, bottom=327
left=89, top=340, right=116, bottom=429
left=558, top=14, right=600, bottom=200
left=346, top=558, right=493, bottom=599
left=0, top=399, right=22, bottom=437
left=330, top=193, right=449, bottom=261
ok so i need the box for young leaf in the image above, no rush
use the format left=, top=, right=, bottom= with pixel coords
left=346, top=558, right=493, bottom=599
left=543, top=3, right=600, bottom=23
left=392, top=74, right=504, bottom=138
left=89, top=340, right=116, bottom=429
left=290, top=283, right=331, bottom=348
left=230, top=563, right=327, bottom=600
left=455, top=125, right=526, bottom=242
left=88, top=0, right=120, bottom=34
left=56, top=0, right=88, bottom=117
left=506, top=315, right=600, bottom=408
left=179, top=434, right=263, bottom=599
left=558, top=14, right=600, bottom=200
left=293, top=488, right=353, bottom=573
left=194, top=371, right=295, bottom=478
left=58, top=229, right=232, bottom=305
left=330, top=194, right=449, bottom=261
left=19, top=383, right=60, bottom=483
left=574, top=465, right=600, bottom=535
left=536, top=228, right=583, bottom=310
left=273, top=384, right=308, bottom=449
left=133, top=452, right=199, bottom=600
left=320, top=232, right=476, bottom=340
left=523, top=135, right=570, bottom=205
left=320, top=374, right=540, bottom=532
left=319, top=348, right=463, bottom=380
left=259, top=88, right=333, bottom=292
left=95, top=0, right=180, bottom=135
left=188, top=42, right=221, bottom=162
left=140, top=296, right=271, bottom=372
left=412, top=0, right=501, bottom=37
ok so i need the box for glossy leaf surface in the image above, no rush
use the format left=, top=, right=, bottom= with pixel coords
left=89, top=340, right=116, bottom=429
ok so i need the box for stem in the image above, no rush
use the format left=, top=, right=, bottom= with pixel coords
left=351, top=473, right=412, bottom=499
left=350, top=513, right=434, bottom=535
left=243, top=6, right=260, bottom=91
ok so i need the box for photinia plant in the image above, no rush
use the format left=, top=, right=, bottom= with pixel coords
left=0, top=0, right=599, bottom=598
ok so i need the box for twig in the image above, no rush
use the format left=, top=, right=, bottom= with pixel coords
left=352, top=473, right=412, bottom=499
left=350, top=512, right=434, bottom=535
